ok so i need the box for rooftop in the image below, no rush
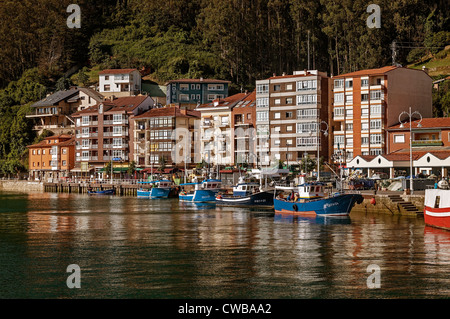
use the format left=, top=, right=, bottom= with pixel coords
left=72, top=95, right=151, bottom=116
left=98, top=69, right=139, bottom=75
left=31, top=89, right=80, bottom=108
left=196, top=92, right=249, bottom=110
left=333, top=66, right=398, bottom=78
left=165, top=78, right=231, bottom=85
left=134, top=106, right=200, bottom=119
left=388, top=117, right=450, bottom=130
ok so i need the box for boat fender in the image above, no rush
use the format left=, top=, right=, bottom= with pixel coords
left=217, top=195, right=222, bottom=199
left=370, top=197, right=376, bottom=205
left=292, top=204, right=298, bottom=212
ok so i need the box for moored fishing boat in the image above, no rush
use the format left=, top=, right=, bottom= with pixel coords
left=274, top=179, right=363, bottom=216
left=215, top=180, right=274, bottom=207
left=87, top=188, right=115, bottom=195
left=424, top=188, right=450, bottom=231
left=179, top=179, right=222, bottom=203
left=137, top=180, right=174, bottom=199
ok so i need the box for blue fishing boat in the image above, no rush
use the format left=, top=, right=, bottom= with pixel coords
left=179, top=179, right=222, bottom=203
left=274, top=181, right=363, bottom=216
left=88, top=188, right=115, bottom=195
left=137, top=180, right=174, bottom=198
left=215, top=180, right=274, bottom=207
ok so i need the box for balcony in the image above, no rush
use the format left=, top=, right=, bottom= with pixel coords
left=412, top=139, right=443, bottom=147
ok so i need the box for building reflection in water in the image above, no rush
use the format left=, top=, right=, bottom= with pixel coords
left=14, top=193, right=450, bottom=298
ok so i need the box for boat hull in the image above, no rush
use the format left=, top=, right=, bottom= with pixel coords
left=179, top=189, right=219, bottom=203
left=274, top=193, right=363, bottom=216
left=424, top=206, right=450, bottom=231
left=216, top=191, right=274, bottom=207
left=88, top=189, right=115, bottom=195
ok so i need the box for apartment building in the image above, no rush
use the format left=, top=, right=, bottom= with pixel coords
left=71, top=96, right=153, bottom=173
left=132, top=105, right=200, bottom=169
left=196, top=93, right=249, bottom=166
left=27, top=134, right=75, bottom=181
left=331, top=66, right=432, bottom=163
left=255, top=70, right=330, bottom=167
left=98, top=69, right=142, bottom=98
left=166, top=78, right=230, bottom=108
left=27, top=88, right=100, bottom=134
left=231, top=91, right=257, bottom=166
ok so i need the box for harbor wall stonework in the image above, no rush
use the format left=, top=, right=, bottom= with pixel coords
left=0, top=180, right=44, bottom=193
left=352, top=195, right=424, bottom=215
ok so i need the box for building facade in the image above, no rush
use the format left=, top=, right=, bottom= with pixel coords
left=331, top=66, right=432, bottom=163
left=27, top=135, right=75, bottom=181
left=196, top=93, right=250, bottom=166
left=71, top=96, right=153, bottom=175
left=165, top=78, right=230, bottom=108
left=132, top=105, right=200, bottom=169
left=255, top=70, right=330, bottom=167
left=98, top=69, right=142, bottom=98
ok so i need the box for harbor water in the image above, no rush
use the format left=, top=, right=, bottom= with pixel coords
left=0, top=191, right=449, bottom=299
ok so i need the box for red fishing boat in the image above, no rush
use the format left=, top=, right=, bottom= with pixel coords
left=424, top=189, right=450, bottom=231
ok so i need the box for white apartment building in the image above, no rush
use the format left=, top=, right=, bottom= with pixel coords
left=98, top=69, right=142, bottom=98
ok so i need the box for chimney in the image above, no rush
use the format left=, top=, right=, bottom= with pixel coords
left=200, top=77, right=204, bottom=81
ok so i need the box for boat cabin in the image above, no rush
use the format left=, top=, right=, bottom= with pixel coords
left=233, top=183, right=260, bottom=196
left=297, top=183, right=325, bottom=199
left=201, top=179, right=222, bottom=190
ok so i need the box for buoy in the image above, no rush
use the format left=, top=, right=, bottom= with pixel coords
left=370, top=197, right=376, bottom=205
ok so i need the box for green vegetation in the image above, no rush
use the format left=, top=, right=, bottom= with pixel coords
left=0, top=0, right=448, bottom=174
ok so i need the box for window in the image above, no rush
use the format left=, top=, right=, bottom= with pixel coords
left=334, top=107, right=344, bottom=117
left=256, top=111, right=269, bottom=122
left=62, top=148, right=67, bottom=155
left=287, top=125, right=293, bottom=132
left=362, top=137, right=369, bottom=145
left=62, top=160, right=67, bottom=167
left=394, top=135, right=405, bottom=143
left=32, top=150, right=35, bottom=155
left=274, top=126, right=281, bottom=132
left=345, top=94, right=353, bottom=104
left=361, top=79, right=369, bottom=87
left=370, top=149, right=382, bottom=155
left=334, top=79, right=344, bottom=89
left=361, top=93, right=369, bottom=102
left=370, top=90, right=383, bottom=100
left=113, top=114, right=122, bottom=123
left=191, top=84, right=196, bottom=90
left=346, top=137, right=353, bottom=146
left=274, top=113, right=281, bottom=119
left=179, top=94, right=189, bottom=101
left=346, top=109, right=353, bottom=117
left=274, top=99, right=281, bottom=105
left=286, top=97, right=293, bottom=104
left=256, top=84, right=269, bottom=94
left=105, top=76, right=109, bottom=81
left=257, top=125, right=269, bottom=136
left=361, top=108, right=369, bottom=116
left=297, top=136, right=318, bottom=147
left=298, top=108, right=318, bottom=118
left=42, top=149, right=46, bottom=155
left=334, top=135, right=345, bottom=145
left=370, top=120, right=382, bottom=130
left=256, top=97, right=269, bottom=107
left=273, top=85, right=281, bottom=91
left=103, top=85, right=110, bottom=91
left=297, top=122, right=317, bottom=133
left=82, top=116, right=89, bottom=125
left=286, top=84, right=293, bottom=91
left=345, top=123, right=353, bottom=131
left=180, top=84, right=189, bottom=90
left=297, top=94, right=317, bottom=105
left=285, top=112, right=292, bottom=118
left=370, top=105, right=382, bottom=115
left=362, top=122, right=369, bottom=131
left=297, top=80, right=317, bottom=91
left=334, top=93, right=344, bottom=103
left=370, top=134, right=382, bottom=144
left=113, top=126, right=122, bottom=135
left=208, top=84, right=224, bottom=90
left=345, top=80, right=353, bottom=88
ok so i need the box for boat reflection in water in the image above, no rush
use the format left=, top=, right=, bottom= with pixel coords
left=274, top=213, right=352, bottom=225
left=178, top=201, right=216, bottom=211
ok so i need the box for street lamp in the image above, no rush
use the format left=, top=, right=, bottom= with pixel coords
left=398, top=107, right=422, bottom=194
left=316, top=119, right=329, bottom=181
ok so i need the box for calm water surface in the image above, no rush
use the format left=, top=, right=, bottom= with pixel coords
left=0, top=191, right=449, bottom=299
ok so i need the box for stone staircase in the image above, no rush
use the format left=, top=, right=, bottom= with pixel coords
left=388, top=194, right=422, bottom=215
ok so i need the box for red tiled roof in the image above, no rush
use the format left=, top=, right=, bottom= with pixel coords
left=388, top=117, right=450, bottom=130
left=333, top=66, right=398, bottom=78
left=98, top=69, right=138, bottom=75
left=134, top=106, right=200, bottom=119
left=196, top=93, right=249, bottom=109
left=27, top=137, right=75, bottom=148
left=72, top=96, right=150, bottom=116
